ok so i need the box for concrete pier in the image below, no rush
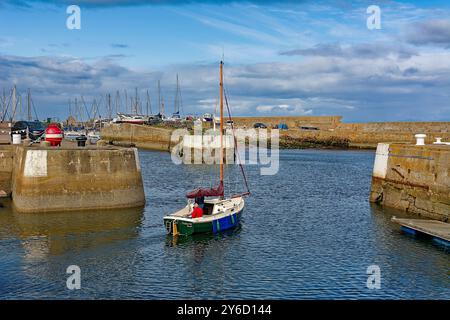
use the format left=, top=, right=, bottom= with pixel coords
left=0, top=144, right=145, bottom=213
left=370, top=143, right=450, bottom=221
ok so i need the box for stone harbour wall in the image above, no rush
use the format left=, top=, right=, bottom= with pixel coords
left=100, top=118, right=450, bottom=151
left=232, top=116, right=343, bottom=130
left=369, top=143, right=450, bottom=221
left=332, top=122, right=450, bottom=147
left=10, top=145, right=145, bottom=213
left=0, top=146, right=14, bottom=195
left=101, top=123, right=172, bottom=151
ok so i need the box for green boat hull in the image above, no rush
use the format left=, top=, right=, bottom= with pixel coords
left=164, top=211, right=243, bottom=236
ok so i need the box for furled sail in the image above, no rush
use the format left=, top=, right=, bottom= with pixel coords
left=186, top=182, right=224, bottom=198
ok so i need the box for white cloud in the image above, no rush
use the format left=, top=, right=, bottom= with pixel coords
left=256, top=104, right=312, bottom=115
left=2, top=1, right=450, bottom=121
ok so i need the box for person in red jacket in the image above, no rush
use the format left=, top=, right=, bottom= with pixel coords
left=191, top=203, right=203, bottom=219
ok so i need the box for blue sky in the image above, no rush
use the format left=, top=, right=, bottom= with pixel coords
left=1, top=0, right=450, bottom=121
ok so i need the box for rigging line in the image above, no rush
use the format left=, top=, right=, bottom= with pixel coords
left=0, top=90, right=4, bottom=120
left=80, top=96, right=92, bottom=120
left=91, top=99, right=97, bottom=120
left=209, top=146, right=214, bottom=188
left=96, top=95, right=104, bottom=117
left=179, top=83, right=183, bottom=115
left=1, top=91, right=12, bottom=122
left=224, top=88, right=250, bottom=196
left=31, top=97, right=39, bottom=121
left=18, top=93, right=23, bottom=120
left=11, top=93, right=20, bottom=122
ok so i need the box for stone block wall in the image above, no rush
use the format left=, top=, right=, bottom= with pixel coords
left=11, top=146, right=145, bottom=213
left=370, top=143, right=450, bottom=221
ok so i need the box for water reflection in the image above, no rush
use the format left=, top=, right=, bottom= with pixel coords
left=164, top=228, right=243, bottom=298
left=0, top=199, right=144, bottom=259
left=166, top=227, right=241, bottom=247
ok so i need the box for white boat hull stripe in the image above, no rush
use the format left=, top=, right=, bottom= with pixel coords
left=46, top=134, right=63, bottom=138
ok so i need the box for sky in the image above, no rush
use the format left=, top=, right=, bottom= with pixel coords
left=0, top=0, right=450, bottom=122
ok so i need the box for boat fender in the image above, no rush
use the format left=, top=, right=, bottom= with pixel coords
left=173, top=221, right=179, bottom=236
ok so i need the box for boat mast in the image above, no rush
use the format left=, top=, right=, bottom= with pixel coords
left=115, top=90, right=120, bottom=115
left=220, top=61, right=224, bottom=187
left=17, top=94, right=22, bottom=121
left=11, top=85, right=17, bottom=122
left=174, top=74, right=180, bottom=115
left=130, top=96, right=133, bottom=114
left=75, top=97, right=79, bottom=124
left=27, top=89, right=32, bottom=121
left=108, top=93, right=112, bottom=119
left=158, top=80, right=161, bottom=115
left=124, top=89, right=128, bottom=114
left=134, top=87, right=138, bottom=115
left=1, top=89, right=5, bottom=120
left=146, top=89, right=151, bottom=116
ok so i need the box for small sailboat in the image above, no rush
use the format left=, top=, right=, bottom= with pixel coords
left=116, top=112, right=148, bottom=124
left=202, top=113, right=214, bottom=122
left=164, top=61, right=250, bottom=236
left=166, top=74, right=182, bottom=122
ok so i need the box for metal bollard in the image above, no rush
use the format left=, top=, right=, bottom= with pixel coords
left=76, top=135, right=87, bottom=147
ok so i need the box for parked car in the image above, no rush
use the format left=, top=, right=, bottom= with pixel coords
left=300, top=126, right=319, bottom=131
left=11, top=121, right=45, bottom=140
left=253, top=122, right=267, bottom=129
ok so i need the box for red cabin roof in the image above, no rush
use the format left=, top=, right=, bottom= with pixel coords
left=186, top=182, right=224, bottom=199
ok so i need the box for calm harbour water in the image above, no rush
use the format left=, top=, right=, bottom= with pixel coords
left=0, top=149, right=448, bottom=299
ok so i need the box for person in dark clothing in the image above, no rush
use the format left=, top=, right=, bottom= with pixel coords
left=195, top=196, right=205, bottom=209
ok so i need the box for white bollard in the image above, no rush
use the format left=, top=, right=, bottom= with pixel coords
left=432, top=137, right=450, bottom=145
left=12, top=134, right=21, bottom=145
left=415, top=134, right=426, bottom=146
